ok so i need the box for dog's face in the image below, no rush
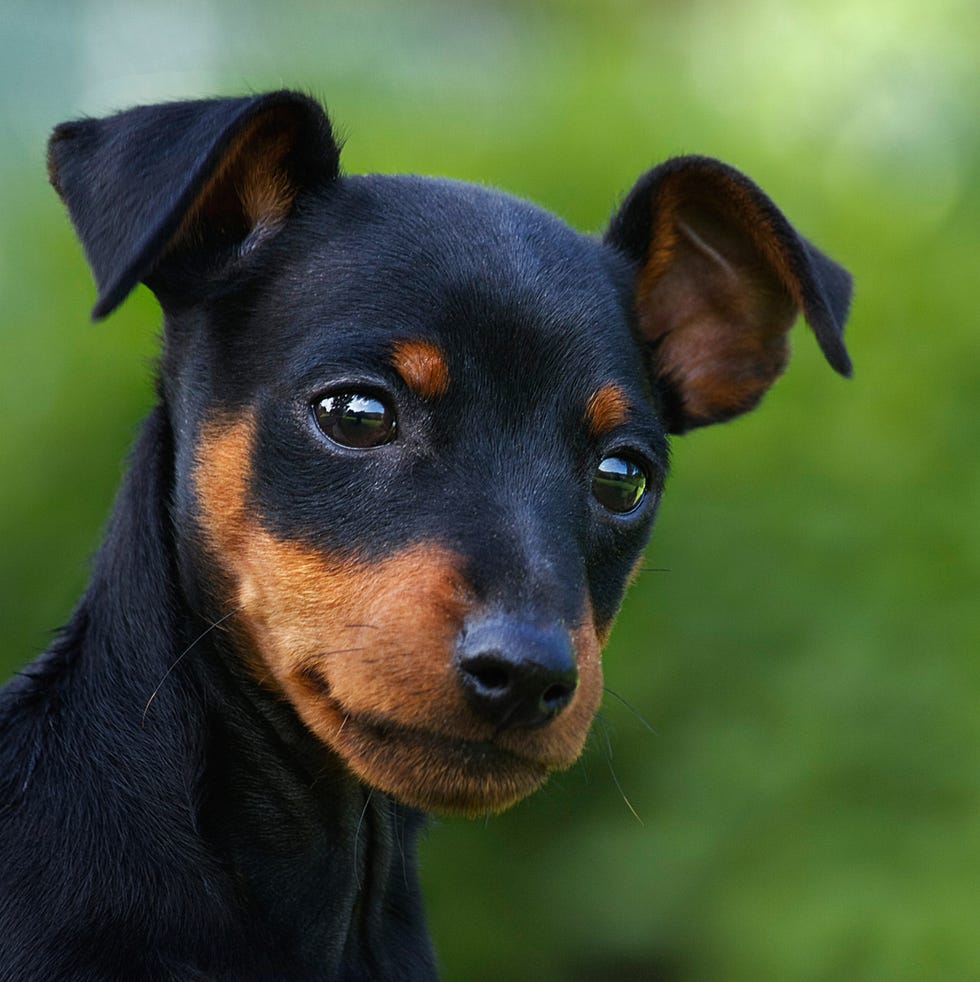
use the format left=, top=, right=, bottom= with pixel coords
left=184, top=176, right=665, bottom=812
left=49, top=92, right=851, bottom=814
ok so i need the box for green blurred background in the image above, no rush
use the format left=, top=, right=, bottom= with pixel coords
left=1, top=1, right=977, bottom=978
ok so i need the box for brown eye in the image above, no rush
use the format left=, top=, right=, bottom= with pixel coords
left=592, top=455, right=647, bottom=513
left=313, top=392, right=396, bottom=449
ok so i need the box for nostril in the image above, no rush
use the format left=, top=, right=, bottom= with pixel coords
left=542, top=680, right=575, bottom=710
left=465, top=658, right=511, bottom=694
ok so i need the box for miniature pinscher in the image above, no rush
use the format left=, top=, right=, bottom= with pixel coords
left=0, top=91, right=851, bottom=979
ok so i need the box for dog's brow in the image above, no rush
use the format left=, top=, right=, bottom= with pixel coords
left=585, top=383, right=631, bottom=436
left=390, top=340, right=450, bottom=400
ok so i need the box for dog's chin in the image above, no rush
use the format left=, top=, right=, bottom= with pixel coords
left=307, top=702, right=559, bottom=815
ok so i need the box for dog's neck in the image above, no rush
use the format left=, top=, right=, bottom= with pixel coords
left=197, top=629, right=432, bottom=974
left=39, top=404, right=435, bottom=978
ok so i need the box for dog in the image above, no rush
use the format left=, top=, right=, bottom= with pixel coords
left=0, top=90, right=851, bottom=979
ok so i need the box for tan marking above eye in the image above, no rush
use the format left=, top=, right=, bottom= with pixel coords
left=585, top=383, right=631, bottom=437
left=390, top=339, right=450, bottom=400
left=192, top=415, right=604, bottom=815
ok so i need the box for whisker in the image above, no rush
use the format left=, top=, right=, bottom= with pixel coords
left=390, top=798, right=411, bottom=892
left=603, top=686, right=657, bottom=735
left=636, top=566, right=672, bottom=574
left=594, top=714, right=643, bottom=826
left=141, top=608, right=240, bottom=725
left=353, top=791, right=373, bottom=889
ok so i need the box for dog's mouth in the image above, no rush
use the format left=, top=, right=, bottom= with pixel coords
left=304, top=693, right=554, bottom=816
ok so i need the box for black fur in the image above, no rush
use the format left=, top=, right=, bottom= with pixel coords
left=1, top=91, right=851, bottom=979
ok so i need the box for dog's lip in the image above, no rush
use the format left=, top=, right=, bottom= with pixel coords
left=313, top=695, right=553, bottom=815
left=297, top=663, right=539, bottom=763
left=324, top=698, right=541, bottom=767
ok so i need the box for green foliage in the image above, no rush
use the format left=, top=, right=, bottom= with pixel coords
left=1, top=2, right=977, bottom=978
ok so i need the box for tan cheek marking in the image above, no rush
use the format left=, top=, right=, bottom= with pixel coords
left=193, top=415, right=255, bottom=566
left=585, top=383, right=631, bottom=437
left=391, top=339, right=450, bottom=400
left=194, top=418, right=603, bottom=814
left=194, top=417, right=468, bottom=718
left=195, top=419, right=490, bottom=811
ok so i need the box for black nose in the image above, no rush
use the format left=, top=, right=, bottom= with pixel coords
left=455, top=617, right=578, bottom=730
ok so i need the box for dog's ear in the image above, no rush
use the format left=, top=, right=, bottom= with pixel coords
left=47, top=91, right=339, bottom=319
left=605, top=156, right=852, bottom=434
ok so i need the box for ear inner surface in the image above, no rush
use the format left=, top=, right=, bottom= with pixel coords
left=168, top=103, right=324, bottom=266
left=638, top=179, right=797, bottom=429
left=605, top=156, right=853, bottom=433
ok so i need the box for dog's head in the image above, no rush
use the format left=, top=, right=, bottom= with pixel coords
left=49, top=92, right=851, bottom=814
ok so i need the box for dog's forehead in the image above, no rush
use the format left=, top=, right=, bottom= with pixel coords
left=305, top=173, right=615, bottom=282
left=266, top=174, right=639, bottom=375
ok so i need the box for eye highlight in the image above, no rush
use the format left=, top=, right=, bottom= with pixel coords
left=313, top=391, right=397, bottom=449
left=592, top=455, right=647, bottom=514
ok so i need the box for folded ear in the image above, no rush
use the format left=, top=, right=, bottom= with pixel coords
left=605, top=156, right=852, bottom=434
left=47, top=90, right=339, bottom=319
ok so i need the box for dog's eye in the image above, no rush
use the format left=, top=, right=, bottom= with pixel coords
left=592, top=455, right=647, bottom=513
left=313, top=392, right=397, bottom=449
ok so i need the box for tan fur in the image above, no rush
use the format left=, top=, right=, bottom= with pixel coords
left=637, top=169, right=797, bottom=423
left=585, top=383, right=630, bottom=437
left=390, top=339, right=451, bottom=400
left=194, top=416, right=603, bottom=814
left=171, top=110, right=300, bottom=253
